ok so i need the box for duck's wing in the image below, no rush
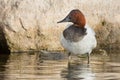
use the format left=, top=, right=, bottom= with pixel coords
left=63, top=25, right=87, bottom=42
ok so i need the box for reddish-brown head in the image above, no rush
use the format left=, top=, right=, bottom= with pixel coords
left=58, top=9, right=86, bottom=28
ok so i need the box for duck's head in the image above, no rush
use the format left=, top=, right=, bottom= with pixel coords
left=57, top=9, right=86, bottom=28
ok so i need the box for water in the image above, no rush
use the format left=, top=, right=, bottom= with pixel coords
left=0, top=50, right=120, bottom=80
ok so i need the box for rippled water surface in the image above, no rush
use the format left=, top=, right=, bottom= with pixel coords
left=0, top=51, right=120, bottom=80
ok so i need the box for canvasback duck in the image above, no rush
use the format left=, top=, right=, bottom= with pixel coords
left=57, top=9, right=97, bottom=64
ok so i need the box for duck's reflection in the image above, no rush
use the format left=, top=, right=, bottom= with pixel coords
left=61, top=62, right=95, bottom=80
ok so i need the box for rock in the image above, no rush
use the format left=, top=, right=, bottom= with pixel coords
left=0, top=25, right=10, bottom=53
left=0, top=0, right=119, bottom=52
left=95, top=19, right=120, bottom=51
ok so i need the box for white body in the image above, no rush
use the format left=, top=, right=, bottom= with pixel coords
left=60, top=24, right=97, bottom=55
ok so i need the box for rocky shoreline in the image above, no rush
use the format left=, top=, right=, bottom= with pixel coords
left=0, top=0, right=120, bottom=53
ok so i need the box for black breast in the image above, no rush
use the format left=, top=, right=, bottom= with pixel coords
left=63, top=25, right=87, bottom=42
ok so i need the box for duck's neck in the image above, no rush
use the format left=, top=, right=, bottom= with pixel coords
left=73, top=23, right=86, bottom=29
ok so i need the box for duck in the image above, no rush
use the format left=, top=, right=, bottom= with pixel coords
left=57, top=9, right=97, bottom=64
